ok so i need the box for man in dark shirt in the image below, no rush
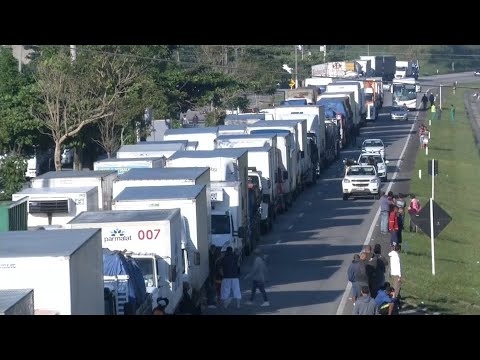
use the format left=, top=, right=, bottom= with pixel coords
left=220, top=247, right=242, bottom=309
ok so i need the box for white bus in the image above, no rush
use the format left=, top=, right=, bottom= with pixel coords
left=392, top=78, right=421, bottom=110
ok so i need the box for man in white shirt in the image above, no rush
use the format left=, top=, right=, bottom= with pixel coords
left=389, top=244, right=402, bottom=298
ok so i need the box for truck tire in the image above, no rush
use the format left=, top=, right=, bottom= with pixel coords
left=343, top=194, right=349, bottom=201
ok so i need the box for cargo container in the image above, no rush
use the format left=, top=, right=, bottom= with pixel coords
left=30, top=170, right=117, bottom=210
left=12, top=187, right=98, bottom=228
left=0, top=289, right=34, bottom=315
left=163, top=127, right=218, bottom=150
left=0, top=197, right=28, bottom=232
left=0, top=229, right=104, bottom=315
left=224, top=113, right=265, bottom=126
left=94, top=157, right=165, bottom=175
left=116, top=143, right=184, bottom=159
left=217, top=125, right=247, bottom=136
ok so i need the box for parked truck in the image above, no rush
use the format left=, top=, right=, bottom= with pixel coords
left=217, top=125, right=247, bottom=136
left=360, top=56, right=396, bottom=81
left=395, top=60, right=414, bottom=79
left=364, top=77, right=384, bottom=121
left=311, top=61, right=361, bottom=78
left=330, top=80, right=367, bottom=127
left=116, top=143, right=184, bottom=159
left=68, top=209, right=185, bottom=314
left=284, top=87, right=319, bottom=105
left=166, top=149, right=252, bottom=256
left=0, top=197, right=28, bottom=232
left=137, top=139, right=199, bottom=151
left=94, top=157, right=165, bottom=175
left=214, top=134, right=283, bottom=214
left=30, top=170, right=117, bottom=211
left=0, top=229, right=104, bottom=315
left=224, top=113, right=265, bottom=126
left=317, top=93, right=354, bottom=149
left=12, top=186, right=99, bottom=228
left=325, top=88, right=360, bottom=134
left=163, top=127, right=219, bottom=150
left=0, top=289, right=34, bottom=315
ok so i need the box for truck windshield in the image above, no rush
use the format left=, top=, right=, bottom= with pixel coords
left=134, top=258, right=156, bottom=288
left=393, top=84, right=416, bottom=101
left=280, top=99, right=308, bottom=106
left=212, top=214, right=231, bottom=235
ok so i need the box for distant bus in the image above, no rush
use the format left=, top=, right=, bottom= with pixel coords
left=392, top=78, right=421, bottom=110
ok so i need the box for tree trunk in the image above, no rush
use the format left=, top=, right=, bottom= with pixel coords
left=107, top=151, right=111, bottom=159
left=54, top=141, right=62, bottom=171
left=73, top=148, right=82, bottom=171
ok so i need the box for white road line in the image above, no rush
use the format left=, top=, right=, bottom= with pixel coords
left=336, top=114, right=417, bottom=315
left=275, top=239, right=282, bottom=245
left=298, top=212, right=304, bottom=218
left=288, top=225, right=293, bottom=230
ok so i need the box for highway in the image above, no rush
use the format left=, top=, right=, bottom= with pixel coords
left=205, top=106, right=424, bottom=315
left=418, top=71, right=480, bottom=87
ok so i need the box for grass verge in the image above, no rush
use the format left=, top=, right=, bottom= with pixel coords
left=401, top=83, right=480, bottom=314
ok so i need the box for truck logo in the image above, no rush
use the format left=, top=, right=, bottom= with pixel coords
left=104, top=228, right=132, bottom=242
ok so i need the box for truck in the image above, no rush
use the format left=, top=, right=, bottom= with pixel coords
left=30, top=170, right=117, bottom=211
left=165, top=149, right=251, bottom=255
left=0, top=228, right=104, bottom=315
left=331, top=80, right=367, bottom=127
left=311, top=61, right=361, bottom=78
left=12, top=186, right=99, bottom=228
left=116, top=143, right=184, bottom=159
left=284, top=87, right=319, bottom=105
left=214, top=134, right=284, bottom=214
left=364, top=77, right=384, bottom=121
left=395, top=60, right=414, bottom=79
left=138, top=140, right=199, bottom=151
left=0, top=197, right=28, bottom=232
left=304, top=77, right=333, bottom=94
left=325, top=87, right=360, bottom=132
left=245, top=128, right=296, bottom=207
left=355, top=59, right=372, bottom=77
left=163, top=127, right=219, bottom=150
left=0, top=289, right=34, bottom=315
left=224, top=113, right=265, bottom=126
left=360, top=55, right=396, bottom=81
left=217, top=125, right=247, bottom=136
left=317, top=93, right=354, bottom=149
left=93, top=157, right=165, bottom=175
left=67, top=209, right=185, bottom=314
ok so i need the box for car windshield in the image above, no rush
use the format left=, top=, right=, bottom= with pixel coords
left=347, top=167, right=376, bottom=176
left=391, top=106, right=405, bottom=112
left=363, top=140, right=383, bottom=147
left=359, top=155, right=383, bottom=164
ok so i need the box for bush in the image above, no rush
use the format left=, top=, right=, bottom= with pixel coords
left=0, top=154, right=27, bottom=201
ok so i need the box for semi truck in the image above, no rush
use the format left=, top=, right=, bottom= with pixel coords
left=360, top=55, right=396, bottom=81
left=364, top=77, right=384, bottom=121
left=12, top=186, right=99, bottom=228
left=317, top=93, right=354, bottom=148
left=94, top=157, right=165, bottom=175
left=395, top=60, right=414, bottom=79
left=330, top=80, right=367, bottom=126
left=68, top=209, right=185, bottom=314
left=0, top=229, right=104, bottom=315
left=284, top=87, right=319, bottom=105
left=30, top=170, right=117, bottom=211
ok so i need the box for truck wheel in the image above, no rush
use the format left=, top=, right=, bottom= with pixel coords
left=343, top=194, right=349, bottom=201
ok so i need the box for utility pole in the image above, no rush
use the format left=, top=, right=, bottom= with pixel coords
left=18, top=46, right=23, bottom=73
left=70, top=45, right=77, bottom=62
left=367, top=44, right=370, bottom=56
left=295, top=45, right=298, bottom=89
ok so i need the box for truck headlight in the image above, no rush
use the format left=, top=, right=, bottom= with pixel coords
left=370, top=179, right=379, bottom=183
left=343, top=179, right=351, bottom=183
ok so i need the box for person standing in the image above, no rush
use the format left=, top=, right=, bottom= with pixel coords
left=408, top=194, right=422, bottom=232
left=431, top=103, right=437, bottom=121
left=389, top=245, right=402, bottom=299
left=379, top=191, right=390, bottom=234
left=353, top=252, right=370, bottom=296
left=245, top=249, right=270, bottom=307
left=352, top=286, right=377, bottom=315
left=372, top=244, right=388, bottom=297
left=348, top=254, right=360, bottom=305
left=421, top=94, right=428, bottom=110
left=388, top=206, right=400, bottom=247
left=220, top=247, right=242, bottom=309
left=429, top=93, right=435, bottom=108
left=450, top=104, right=456, bottom=122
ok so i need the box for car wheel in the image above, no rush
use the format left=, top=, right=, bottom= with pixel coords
left=343, top=194, right=349, bottom=201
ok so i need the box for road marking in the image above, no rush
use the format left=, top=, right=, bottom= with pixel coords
left=336, top=114, right=417, bottom=315
left=275, top=239, right=282, bottom=245
left=298, top=212, right=304, bottom=218
left=288, top=225, right=293, bottom=230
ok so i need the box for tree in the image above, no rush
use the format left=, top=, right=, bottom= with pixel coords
left=32, top=47, right=142, bottom=170
left=0, top=154, right=27, bottom=201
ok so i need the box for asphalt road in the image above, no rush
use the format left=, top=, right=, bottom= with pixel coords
left=205, top=107, right=423, bottom=315
left=418, top=71, right=480, bottom=87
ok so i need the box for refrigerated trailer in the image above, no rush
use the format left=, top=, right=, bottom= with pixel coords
left=94, top=157, right=165, bottom=175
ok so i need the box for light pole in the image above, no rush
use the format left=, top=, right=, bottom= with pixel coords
left=295, top=45, right=298, bottom=89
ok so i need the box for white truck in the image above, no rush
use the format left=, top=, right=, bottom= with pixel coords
left=116, top=143, right=185, bottom=159
left=163, top=127, right=219, bottom=150
left=247, top=122, right=301, bottom=201
left=217, top=125, right=247, bottom=136
left=224, top=113, right=265, bottom=126
left=94, top=157, right=165, bottom=175
left=329, top=81, right=366, bottom=127
left=12, top=186, right=99, bottom=228
left=138, top=140, right=199, bottom=151
left=30, top=170, right=117, bottom=210
left=0, top=289, right=34, bottom=315
left=342, top=164, right=381, bottom=200
left=166, top=149, right=251, bottom=255
left=0, top=228, right=104, bottom=315
left=395, top=60, right=414, bottom=79
left=68, top=209, right=185, bottom=314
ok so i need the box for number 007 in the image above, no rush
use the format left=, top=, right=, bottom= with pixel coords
left=138, top=229, right=160, bottom=240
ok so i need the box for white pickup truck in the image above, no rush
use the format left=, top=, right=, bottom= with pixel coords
left=342, top=164, right=381, bottom=200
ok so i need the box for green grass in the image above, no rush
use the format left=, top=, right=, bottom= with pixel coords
left=402, top=84, right=480, bottom=314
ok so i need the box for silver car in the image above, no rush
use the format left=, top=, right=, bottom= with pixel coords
left=391, top=106, right=409, bottom=121
left=361, top=139, right=385, bottom=158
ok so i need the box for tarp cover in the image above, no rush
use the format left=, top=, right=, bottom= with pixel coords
left=103, top=249, right=147, bottom=309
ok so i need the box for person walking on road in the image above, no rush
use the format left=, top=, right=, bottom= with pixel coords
left=352, top=286, right=377, bottom=315
left=379, top=191, right=390, bottom=234
left=431, top=103, right=437, bottom=121
left=450, top=104, right=456, bottom=122
left=220, top=247, right=242, bottom=309
left=429, top=93, right=435, bottom=108
left=245, top=249, right=270, bottom=307
left=421, top=94, right=428, bottom=111
left=348, top=254, right=360, bottom=305
left=389, top=245, right=402, bottom=300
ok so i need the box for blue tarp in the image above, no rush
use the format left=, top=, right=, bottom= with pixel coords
left=103, top=249, right=147, bottom=310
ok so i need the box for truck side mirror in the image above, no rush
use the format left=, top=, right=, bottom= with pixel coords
left=283, top=171, right=288, bottom=180
left=237, top=226, right=246, bottom=238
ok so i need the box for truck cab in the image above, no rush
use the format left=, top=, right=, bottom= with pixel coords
left=211, top=210, right=245, bottom=253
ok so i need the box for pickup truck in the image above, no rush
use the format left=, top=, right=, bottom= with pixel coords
left=342, top=165, right=381, bottom=200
